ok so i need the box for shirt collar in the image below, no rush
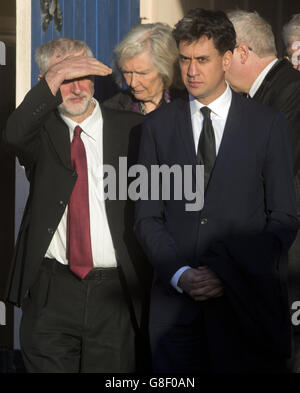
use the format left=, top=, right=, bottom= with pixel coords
left=189, top=82, right=232, bottom=119
left=249, top=58, right=278, bottom=97
left=60, top=98, right=101, bottom=141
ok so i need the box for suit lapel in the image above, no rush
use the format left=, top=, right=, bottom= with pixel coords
left=205, top=91, right=243, bottom=195
left=174, top=93, right=244, bottom=188
left=101, top=105, right=126, bottom=221
left=175, top=96, right=198, bottom=166
left=253, top=59, right=282, bottom=101
left=100, top=106, right=112, bottom=223
left=101, top=105, right=119, bottom=168
left=45, top=111, right=72, bottom=170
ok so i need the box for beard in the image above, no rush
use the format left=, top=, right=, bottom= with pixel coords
left=59, top=88, right=94, bottom=119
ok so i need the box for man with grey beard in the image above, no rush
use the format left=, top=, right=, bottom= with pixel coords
left=2, top=38, right=149, bottom=373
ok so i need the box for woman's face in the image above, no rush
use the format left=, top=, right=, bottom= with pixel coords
left=121, top=51, right=164, bottom=104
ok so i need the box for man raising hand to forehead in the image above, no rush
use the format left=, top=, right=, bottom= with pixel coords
left=3, top=37, right=148, bottom=373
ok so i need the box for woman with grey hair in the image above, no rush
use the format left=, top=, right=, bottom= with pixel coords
left=282, top=14, right=300, bottom=71
left=104, top=23, right=183, bottom=114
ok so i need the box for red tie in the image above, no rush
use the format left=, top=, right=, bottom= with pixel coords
left=66, top=125, right=93, bottom=279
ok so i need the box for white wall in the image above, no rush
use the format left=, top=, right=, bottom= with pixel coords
left=16, top=0, right=31, bottom=106
left=140, top=0, right=184, bottom=27
left=14, top=0, right=31, bottom=350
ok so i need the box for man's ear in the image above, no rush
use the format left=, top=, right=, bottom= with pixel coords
left=38, top=74, right=43, bottom=82
left=222, top=50, right=232, bottom=71
left=237, top=44, right=251, bottom=65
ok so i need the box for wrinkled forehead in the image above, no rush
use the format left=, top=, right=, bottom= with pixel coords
left=179, top=36, right=218, bottom=56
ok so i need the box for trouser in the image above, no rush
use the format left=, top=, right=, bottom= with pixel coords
left=288, top=229, right=300, bottom=372
left=291, top=333, right=300, bottom=373
left=20, top=258, right=135, bottom=373
left=150, top=296, right=290, bottom=374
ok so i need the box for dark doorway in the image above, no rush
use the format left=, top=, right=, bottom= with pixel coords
left=0, top=1, right=16, bottom=351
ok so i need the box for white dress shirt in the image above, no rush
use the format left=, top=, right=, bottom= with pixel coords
left=171, top=83, right=232, bottom=291
left=45, top=98, right=117, bottom=268
left=248, top=58, right=278, bottom=98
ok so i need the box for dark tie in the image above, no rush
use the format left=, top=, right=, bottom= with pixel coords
left=66, top=125, right=93, bottom=279
left=197, top=106, right=216, bottom=189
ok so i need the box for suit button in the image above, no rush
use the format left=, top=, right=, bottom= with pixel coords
left=200, top=218, right=208, bottom=225
left=48, top=227, right=54, bottom=234
left=59, top=200, right=66, bottom=208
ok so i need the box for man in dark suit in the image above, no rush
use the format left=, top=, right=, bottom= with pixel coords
left=135, top=9, right=299, bottom=373
left=225, top=10, right=300, bottom=372
left=2, top=37, right=148, bottom=373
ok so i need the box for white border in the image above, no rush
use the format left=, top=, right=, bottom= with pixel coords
left=16, top=0, right=31, bottom=106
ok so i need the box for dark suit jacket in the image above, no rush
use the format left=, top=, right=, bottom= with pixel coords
left=253, top=59, right=300, bottom=203
left=2, top=78, right=150, bottom=331
left=135, top=91, right=299, bottom=362
left=252, top=58, right=300, bottom=324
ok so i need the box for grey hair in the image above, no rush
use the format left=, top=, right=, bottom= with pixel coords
left=113, top=23, right=180, bottom=89
left=35, top=37, right=94, bottom=75
left=227, top=10, right=276, bottom=58
left=282, top=14, right=300, bottom=49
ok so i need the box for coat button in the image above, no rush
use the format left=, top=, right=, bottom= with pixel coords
left=200, top=218, right=208, bottom=225
left=48, top=227, right=54, bottom=234
left=59, top=200, right=65, bottom=208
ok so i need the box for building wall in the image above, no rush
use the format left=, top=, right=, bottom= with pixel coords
left=140, top=0, right=185, bottom=26
left=31, top=0, right=140, bottom=85
left=140, top=0, right=300, bottom=57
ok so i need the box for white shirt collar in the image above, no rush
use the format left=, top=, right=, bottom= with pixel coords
left=189, top=82, right=232, bottom=119
left=249, top=58, right=278, bottom=97
left=59, top=98, right=101, bottom=141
